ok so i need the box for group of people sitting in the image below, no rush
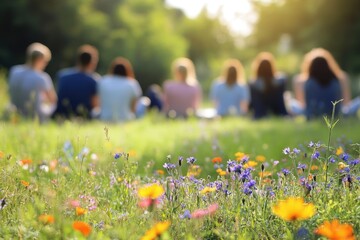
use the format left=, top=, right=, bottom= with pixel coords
left=7, top=42, right=360, bottom=123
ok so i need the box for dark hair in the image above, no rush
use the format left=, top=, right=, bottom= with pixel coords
left=109, top=57, right=135, bottom=79
left=309, top=56, right=337, bottom=86
left=78, top=52, right=92, bottom=67
left=226, top=66, right=237, bottom=85
left=30, top=50, right=45, bottom=63
left=257, top=59, right=275, bottom=93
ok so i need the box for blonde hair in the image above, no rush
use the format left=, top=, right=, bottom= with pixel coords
left=222, top=59, right=245, bottom=85
left=300, top=48, right=346, bottom=82
left=26, top=42, right=51, bottom=64
left=172, top=58, right=197, bottom=86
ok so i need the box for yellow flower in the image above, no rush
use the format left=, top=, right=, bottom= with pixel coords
left=200, top=187, right=216, bottom=195
left=138, top=184, right=164, bottom=199
left=187, top=165, right=202, bottom=177
left=76, top=207, right=87, bottom=216
left=272, top=197, right=315, bottom=221
left=38, top=214, right=55, bottom=224
left=259, top=171, right=272, bottom=178
left=255, top=155, right=266, bottom=162
left=235, top=152, right=246, bottom=161
left=218, top=170, right=227, bottom=176
left=243, top=161, right=258, bottom=169
left=141, top=221, right=171, bottom=240
left=0, top=151, right=4, bottom=158
left=315, top=220, right=355, bottom=240
left=336, top=147, right=344, bottom=156
left=310, top=165, right=319, bottom=171
left=338, top=162, right=349, bottom=170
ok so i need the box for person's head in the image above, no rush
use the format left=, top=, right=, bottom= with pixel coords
left=26, top=42, right=51, bottom=71
left=252, top=52, right=276, bottom=92
left=222, top=59, right=245, bottom=85
left=77, top=45, right=98, bottom=72
left=109, top=57, right=135, bottom=79
left=172, top=58, right=197, bottom=86
left=302, top=48, right=344, bottom=85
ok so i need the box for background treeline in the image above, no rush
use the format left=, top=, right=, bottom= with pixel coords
left=0, top=0, right=360, bottom=94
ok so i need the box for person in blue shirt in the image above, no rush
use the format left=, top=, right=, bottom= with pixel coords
left=211, top=59, right=250, bottom=116
left=53, top=45, right=99, bottom=120
left=249, top=52, right=288, bottom=119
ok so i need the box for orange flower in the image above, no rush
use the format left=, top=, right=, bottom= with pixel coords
left=49, top=159, right=58, bottom=171
left=73, top=221, right=92, bottom=237
left=21, top=180, right=30, bottom=187
left=315, top=220, right=355, bottom=240
left=243, top=161, right=258, bottom=169
left=38, top=214, right=55, bottom=224
left=255, top=155, right=266, bottom=162
left=212, top=157, right=222, bottom=164
left=272, top=197, right=315, bottom=221
left=76, top=207, right=87, bottom=216
left=141, top=221, right=171, bottom=240
left=259, top=171, right=272, bottom=178
left=0, top=151, right=4, bottom=158
left=20, top=158, right=32, bottom=166
left=156, top=170, right=165, bottom=175
left=310, top=165, right=319, bottom=171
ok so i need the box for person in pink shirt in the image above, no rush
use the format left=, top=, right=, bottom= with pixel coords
left=163, top=58, right=202, bottom=118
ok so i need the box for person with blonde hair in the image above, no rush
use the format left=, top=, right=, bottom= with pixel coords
left=8, top=42, right=57, bottom=122
left=98, top=57, right=142, bottom=122
left=293, top=48, right=359, bottom=118
left=163, top=58, right=201, bottom=118
left=210, top=59, right=249, bottom=116
left=249, top=52, right=288, bottom=119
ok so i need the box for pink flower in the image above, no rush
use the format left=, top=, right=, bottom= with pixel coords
left=191, top=203, right=219, bottom=219
left=68, top=200, right=80, bottom=208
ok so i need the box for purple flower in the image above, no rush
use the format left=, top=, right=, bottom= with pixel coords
left=283, top=147, right=290, bottom=155
left=186, top=157, right=196, bottom=164
left=243, top=187, right=253, bottom=195
left=281, top=168, right=290, bottom=176
left=180, top=210, right=191, bottom=219
left=114, top=153, right=121, bottom=159
left=350, top=159, right=360, bottom=166
left=308, top=141, right=314, bottom=148
left=311, top=151, right=320, bottom=160
left=163, top=163, right=176, bottom=170
left=244, top=179, right=256, bottom=188
left=341, top=153, right=349, bottom=162
left=293, top=148, right=301, bottom=154
left=330, top=157, right=336, bottom=163
left=297, top=163, right=307, bottom=170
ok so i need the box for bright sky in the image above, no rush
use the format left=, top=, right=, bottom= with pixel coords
left=165, top=0, right=260, bottom=36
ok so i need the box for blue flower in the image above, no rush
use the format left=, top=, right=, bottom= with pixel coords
left=244, top=179, right=256, bottom=188
left=163, top=163, right=176, bottom=170
left=114, top=153, right=121, bottom=159
left=186, top=157, right=196, bottom=164
left=297, top=163, right=307, bottom=170
left=281, top=168, right=290, bottom=176
left=178, top=156, right=184, bottom=166
left=311, top=151, right=320, bottom=160
left=243, top=187, right=253, bottom=195
left=283, top=147, right=290, bottom=155
left=341, top=153, right=350, bottom=162
left=308, top=141, right=314, bottom=147
left=330, top=157, right=336, bottom=163
left=293, top=148, right=301, bottom=154
left=180, top=210, right=191, bottom=219
left=350, top=159, right=360, bottom=166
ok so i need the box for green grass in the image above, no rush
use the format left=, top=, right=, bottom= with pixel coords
left=1, top=72, right=360, bottom=239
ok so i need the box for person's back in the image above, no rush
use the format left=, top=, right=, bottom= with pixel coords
left=305, top=78, right=342, bottom=119
left=8, top=43, right=56, bottom=122
left=163, top=81, right=200, bottom=117
left=99, top=75, right=139, bottom=121
left=212, top=81, right=249, bottom=116
left=53, top=45, right=99, bottom=120
left=250, top=77, right=288, bottom=119
left=55, top=72, right=97, bottom=119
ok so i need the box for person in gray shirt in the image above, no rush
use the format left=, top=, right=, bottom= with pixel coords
left=8, top=42, right=57, bottom=122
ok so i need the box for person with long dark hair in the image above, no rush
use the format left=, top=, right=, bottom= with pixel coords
left=294, top=48, right=359, bottom=118
left=211, top=59, right=249, bottom=116
left=249, top=52, right=288, bottom=119
left=98, top=57, right=142, bottom=122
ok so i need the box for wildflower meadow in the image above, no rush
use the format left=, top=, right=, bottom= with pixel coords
left=0, top=112, right=360, bottom=239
